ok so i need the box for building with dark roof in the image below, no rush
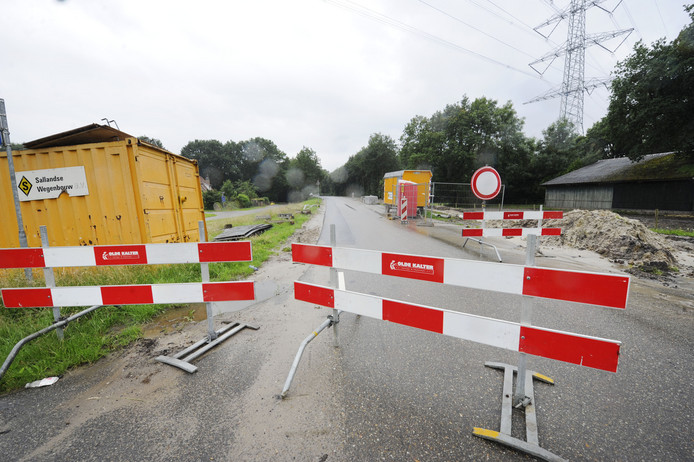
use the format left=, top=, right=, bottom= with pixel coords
left=543, top=152, right=694, bottom=211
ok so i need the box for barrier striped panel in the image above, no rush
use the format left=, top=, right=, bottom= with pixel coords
left=0, top=242, right=252, bottom=268
left=462, top=211, right=563, bottom=220
left=461, top=228, right=562, bottom=237
left=294, top=281, right=621, bottom=372
left=291, top=244, right=630, bottom=309
left=1, top=281, right=255, bottom=308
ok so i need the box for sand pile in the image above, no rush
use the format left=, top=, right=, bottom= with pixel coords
left=541, top=209, right=678, bottom=273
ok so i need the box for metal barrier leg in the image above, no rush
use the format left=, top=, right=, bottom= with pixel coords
left=280, top=316, right=334, bottom=399
left=462, top=237, right=503, bottom=262
left=0, top=305, right=103, bottom=383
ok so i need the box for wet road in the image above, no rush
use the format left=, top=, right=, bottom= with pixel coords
left=314, top=196, right=694, bottom=461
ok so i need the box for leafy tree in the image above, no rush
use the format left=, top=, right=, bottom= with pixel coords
left=519, top=119, right=581, bottom=201
left=220, top=180, right=235, bottom=203
left=400, top=96, right=528, bottom=185
left=332, top=133, right=400, bottom=197
left=138, top=136, right=165, bottom=150
left=604, top=5, right=694, bottom=160
left=181, top=139, right=237, bottom=189
left=240, top=138, right=290, bottom=203
left=290, top=147, right=324, bottom=186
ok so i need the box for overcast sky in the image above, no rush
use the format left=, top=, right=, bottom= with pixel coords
left=3, top=1, right=690, bottom=171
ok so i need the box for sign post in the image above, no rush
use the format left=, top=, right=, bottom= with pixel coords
left=0, top=99, right=32, bottom=281
left=465, top=166, right=503, bottom=261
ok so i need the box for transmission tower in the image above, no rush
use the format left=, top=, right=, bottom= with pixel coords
left=526, top=0, right=633, bottom=132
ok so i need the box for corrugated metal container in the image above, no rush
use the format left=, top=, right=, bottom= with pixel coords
left=0, top=124, right=206, bottom=248
left=383, top=170, right=432, bottom=207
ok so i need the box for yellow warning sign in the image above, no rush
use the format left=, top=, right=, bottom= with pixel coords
left=18, top=176, right=32, bottom=196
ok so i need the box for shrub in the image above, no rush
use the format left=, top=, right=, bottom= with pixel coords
left=237, top=193, right=251, bottom=208
left=203, top=190, right=222, bottom=210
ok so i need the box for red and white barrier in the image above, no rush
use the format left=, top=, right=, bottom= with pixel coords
left=292, top=244, right=630, bottom=309
left=462, top=211, right=563, bottom=220
left=461, top=228, right=561, bottom=237
left=400, top=196, right=408, bottom=221
left=0, top=242, right=252, bottom=268
left=294, top=281, right=621, bottom=372
left=2, top=281, right=255, bottom=308
left=460, top=210, right=562, bottom=238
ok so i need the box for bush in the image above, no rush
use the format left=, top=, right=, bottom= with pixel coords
left=237, top=193, right=251, bottom=208
left=203, top=190, right=222, bottom=210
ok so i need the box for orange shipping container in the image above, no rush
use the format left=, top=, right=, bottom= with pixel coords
left=0, top=124, right=206, bottom=248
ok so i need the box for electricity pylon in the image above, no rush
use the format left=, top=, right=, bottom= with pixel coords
left=525, top=0, right=633, bottom=132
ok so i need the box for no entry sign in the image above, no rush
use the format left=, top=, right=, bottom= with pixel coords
left=471, top=166, right=501, bottom=200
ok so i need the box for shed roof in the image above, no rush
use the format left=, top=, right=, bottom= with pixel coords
left=543, top=152, right=694, bottom=186
left=383, top=169, right=432, bottom=179
left=24, top=124, right=134, bottom=149
left=20, top=124, right=190, bottom=161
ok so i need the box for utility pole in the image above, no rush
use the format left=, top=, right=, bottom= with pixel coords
left=526, top=0, right=633, bottom=132
left=1, top=99, right=32, bottom=281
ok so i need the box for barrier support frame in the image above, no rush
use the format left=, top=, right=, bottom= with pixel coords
left=154, top=221, right=259, bottom=373
left=473, top=233, right=567, bottom=462
left=462, top=201, right=502, bottom=262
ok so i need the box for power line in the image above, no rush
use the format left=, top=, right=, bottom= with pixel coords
left=487, top=0, right=544, bottom=32
left=414, top=0, right=539, bottom=61
left=651, top=0, right=668, bottom=38
left=325, top=0, right=550, bottom=82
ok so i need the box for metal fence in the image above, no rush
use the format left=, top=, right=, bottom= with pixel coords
left=431, top=182, right=505, bottom=211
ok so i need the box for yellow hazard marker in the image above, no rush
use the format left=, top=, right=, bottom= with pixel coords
left=472, top=427, right=499, bottom=439
left=532, top=372, right=555, bottom=384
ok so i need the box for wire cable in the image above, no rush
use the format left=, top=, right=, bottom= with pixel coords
left=325, top=0, right=552, bottom=83
left=415, top=0, right=552, bottom=63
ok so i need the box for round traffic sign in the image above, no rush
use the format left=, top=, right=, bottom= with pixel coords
left=470, top=166, right=501, bottom=200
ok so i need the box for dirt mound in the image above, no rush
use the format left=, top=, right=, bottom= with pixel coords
left=542, top=209, right=678, bottom=273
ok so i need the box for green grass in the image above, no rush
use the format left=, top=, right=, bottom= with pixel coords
left=0, top=198, right=321, bottom=393
left=651, top=228, right=694, bottom=237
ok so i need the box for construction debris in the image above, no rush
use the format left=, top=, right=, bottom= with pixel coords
left=214, top=224, right=272, bottom=241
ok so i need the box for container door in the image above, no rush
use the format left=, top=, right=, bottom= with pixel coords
left=172, top=157, right=206, bottom=241
left=136, top=149, right=182, bottom=243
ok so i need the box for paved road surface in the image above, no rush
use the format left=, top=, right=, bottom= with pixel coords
left=1, top=196, right=692, bottom=461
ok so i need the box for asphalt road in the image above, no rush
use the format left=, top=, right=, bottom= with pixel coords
left=1, top=196, right=692, bottom=461
left=316, top=196, right=694, bottom=461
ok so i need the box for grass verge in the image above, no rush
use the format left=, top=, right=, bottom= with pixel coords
left=0, top=198, right=320, bottom=393
left=651, top=228, right=694, bottom=237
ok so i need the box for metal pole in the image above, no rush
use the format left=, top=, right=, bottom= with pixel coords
left=40, top=226, right=63, bottom=341
left=480, top=200, right=486, bottom=260
left=199, top=220, right=217, bottom=341
left=330, top=224, right=339, bottom=347
left=0, top=304, right=102, bottom=382
left=280, top=318, right=332, bottom=398
left=515, top=234, right=537, bottom=407
left=0, top=99, right=32, bottom=282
